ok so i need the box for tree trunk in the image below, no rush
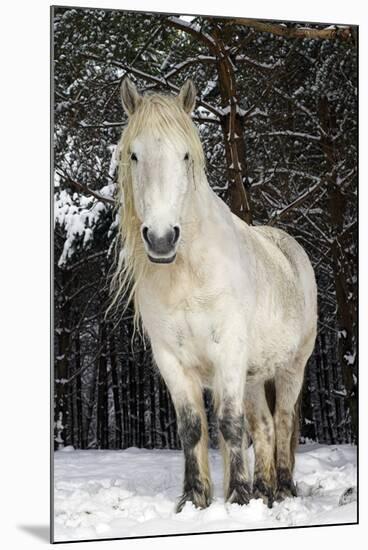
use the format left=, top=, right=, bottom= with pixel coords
left=54, top=270, right=71, bottom=449
left=158, top=380, right=168, bottom=448
left=138, top=347, right=146, bottom=447
left=319, top=95, right=357, bottom=443
left=128, top=336, right=137, bottom=447
left=120, top=324, right=130, bottom=448
left=97, top=321, right=109, bottom=449
left=68, top=366, right=75, bottom=447
left=109, top=327, right=123, bottom=449
left=214, top=26, right=252, bottom=224
left=74, top=330, right=85, bottom=449
left=149, top=369, right=156, bottom=448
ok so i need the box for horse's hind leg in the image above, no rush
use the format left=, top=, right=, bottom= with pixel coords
left=245, top=382, right=276, bottom=508
left=274, top=362, right=305, bottom=501
left=152, top=347, right=212, bottom=513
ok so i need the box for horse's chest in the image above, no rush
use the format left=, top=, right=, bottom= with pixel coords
left=139, top=280, right=227, bottom=367
left=170, top=307, right=218, bottom=352
left=161, top=307, right=223, bottom=386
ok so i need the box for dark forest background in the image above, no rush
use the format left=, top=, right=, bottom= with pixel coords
left=53, top=7, right=358, bottom=450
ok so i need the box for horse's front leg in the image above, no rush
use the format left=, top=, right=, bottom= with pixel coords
left=213, top=349, right=251, bottom=506
left=152, top=345, right=212, bottom=513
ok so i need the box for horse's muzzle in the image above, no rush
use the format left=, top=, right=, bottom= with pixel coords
left=141, top=225, right=180, bottom=264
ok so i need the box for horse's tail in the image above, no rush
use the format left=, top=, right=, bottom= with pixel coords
left=265, top=379, right=302, bottom=472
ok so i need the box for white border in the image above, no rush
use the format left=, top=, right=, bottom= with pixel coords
left=2, top=1, right=366, bottom=548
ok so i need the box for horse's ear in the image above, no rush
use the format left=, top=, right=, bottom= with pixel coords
left=120, top=77, right=142, bottom=116
left=178, top=79, right=196, bottom=114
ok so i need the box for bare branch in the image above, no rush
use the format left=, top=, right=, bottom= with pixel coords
left=68, top=178, right=115, bottom=206
left=193, top=114, right=221, bottom=125
left=242, top=40, right=300, bottom=120
left=268, top=178, right=323, bottom=225
left=164, top=55, right=216, bottom=80
left=82, top=52, right=223, bottom=119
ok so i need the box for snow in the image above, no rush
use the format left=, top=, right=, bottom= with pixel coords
left=54, top=184, right=114, bottom=266
left=222, top=105, right=247, bottom=117
left=180, top=15, right=195, bottom=23
left=344, top=351, right=356, bottom=365
left=202, top=80, right=217, bottom=98
left=168, top=16, right=213, bottom=44
left=54, top=444, right=357, bottom=542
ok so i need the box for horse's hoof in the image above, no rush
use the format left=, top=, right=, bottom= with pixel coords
left=276, top=468, right=297, bottom=501
left=252, top=478, right=275, bottom=508
left=276, top=480, right=297, bottom=500
left=227, top=481, right=252, bottom=506
left=176, top=489, right=211, bottom=513
left=275, top=485, right=297, bottom=502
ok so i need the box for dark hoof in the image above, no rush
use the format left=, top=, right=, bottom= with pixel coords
left=176, top=489, right=211, bottom=513
left=276, top=468, right=297, bottom=501
left=275, top=484, right=297, bottom=501
left=227, top=481, right=252, bottom=506
left=253, top=478, right=275, bottom=508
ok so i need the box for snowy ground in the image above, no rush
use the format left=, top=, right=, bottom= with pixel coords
left=53, top=444, right=357, bottom=542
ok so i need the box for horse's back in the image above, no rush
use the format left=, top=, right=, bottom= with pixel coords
left=253, top=225, right=316, bottom=310
left=233, top=216, right=316, bottom=305
left=252, top=225, right=313, bottom=278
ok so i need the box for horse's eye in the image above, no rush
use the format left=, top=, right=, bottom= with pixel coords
left=131, top=152, right=138, bottom=161
left=184, top=152, right=189, bottom=161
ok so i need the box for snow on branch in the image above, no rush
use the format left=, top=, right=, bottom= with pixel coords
left=261, top=130, right=321, bottom=142
left=235, top=55, right=282, bottom=71
left=224, top=18, right=353, bottom=41
left=166, top=16, right=217, bottom=51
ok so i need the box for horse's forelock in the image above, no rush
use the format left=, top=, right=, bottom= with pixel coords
left=122, top=93, right=205, bottom=166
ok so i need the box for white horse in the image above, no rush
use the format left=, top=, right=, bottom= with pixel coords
left=112, top=78, right=317, bottom=511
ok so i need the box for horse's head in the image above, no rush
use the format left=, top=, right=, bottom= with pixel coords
left=119, top=78, right=202, bottom=264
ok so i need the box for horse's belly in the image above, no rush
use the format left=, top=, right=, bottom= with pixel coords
left=246, top=321, right=302, bottom=383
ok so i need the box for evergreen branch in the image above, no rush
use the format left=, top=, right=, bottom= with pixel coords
left=55, top=165, right=115, bottom=206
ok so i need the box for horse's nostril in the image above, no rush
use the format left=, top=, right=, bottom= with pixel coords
left=173, top=226, right=180, bottom=245
left=142, top=226, right=151, bottom=245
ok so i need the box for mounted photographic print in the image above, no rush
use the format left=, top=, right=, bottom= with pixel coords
left=52, top=5, right=358, bottom=543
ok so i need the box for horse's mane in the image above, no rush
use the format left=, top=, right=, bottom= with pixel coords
left=109, top=92, right=206, bottom=328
